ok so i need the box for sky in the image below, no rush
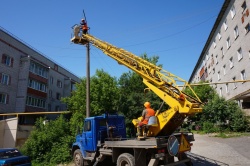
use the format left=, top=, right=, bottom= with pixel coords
left=1, top=0, right=225, bottom=81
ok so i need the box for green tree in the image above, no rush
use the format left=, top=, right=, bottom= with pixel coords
left=184, top=82, right=216, bottom=103
left=118, top=54, right=164, bottom=136
left=90, top=69, right=119, bottom=115
left=62, top=69, right=119, bottom=134
left=185, top=82, right=249, bottom=132
left=20, top=116, right=73, bottom=165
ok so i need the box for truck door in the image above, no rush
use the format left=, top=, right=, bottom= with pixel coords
left=81, top=120, right=94, bottom=151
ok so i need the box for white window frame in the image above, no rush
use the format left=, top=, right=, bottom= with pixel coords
left=241, top=70, right=246, bottom=80
left=229, top=57, right=234, bottom=69
left=237, top=47, right=243, bottom=61
left=26, top=96, right=46, bottom=108
left=221, top=47, right=224, bottom=58
left=0, top=93, right=7, bottom=104
left=56, top=93, right=61, bottom=100
left=213, top=39, right=216, bottom=48
left=232, top=77, right=237, bottom=89
left=226, top=37, right=231, bottom=49
left=224, top=19, right=228, bottom=31
left=1, top=73, right=10, bottom=85
left=234, top=25, right=239, bottom=39
left=223, top=65, right=226, bottom=75
left=50, top=76, right=53, bottom=85
left=245, top=23, right=250, bottom=34
left=215, top=55, right=218, bottom=64
left=57, top=80, right=62, bottom=88
left=29, top=61, right=48, bottom=78
left=225, top=84, right=229, bottom=93
left=5, top=56, right=12, bottom=66
left=219, top=87, right=222, bottom=97
left=230, top=5, right=236, bottom=19
left=218, top=30, right=221, bottom=40
left=217, top=71, right=221, bottom=81
left=241, top=1, right=247, bottom=13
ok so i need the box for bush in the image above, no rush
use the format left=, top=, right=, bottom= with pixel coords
left=20, top=115, right=74, bottom=165
left=202, top=121, right=218, bottom=133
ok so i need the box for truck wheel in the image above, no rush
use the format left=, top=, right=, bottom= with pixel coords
left=74, top=149, right=84, bottom=166
left=117, top=153, right=135, bottom=166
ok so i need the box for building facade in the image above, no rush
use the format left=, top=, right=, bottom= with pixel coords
left=189, top=0, right=250, bottom=113
left=0, top=27, right=81, bottom=123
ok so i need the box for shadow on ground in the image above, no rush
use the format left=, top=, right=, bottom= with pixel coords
left=186, top=152, right=229, bottom=166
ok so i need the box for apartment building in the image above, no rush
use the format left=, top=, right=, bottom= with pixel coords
left=0, top=27, right=81, bottom=124
left=189, top=0, right=250, bottom=113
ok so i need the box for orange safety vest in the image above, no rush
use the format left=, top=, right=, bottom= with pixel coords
left=141, top=108, right=155, bottom=125
left=83, top=23, right=88, bottom=30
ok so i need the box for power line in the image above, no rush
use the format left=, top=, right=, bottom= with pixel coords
left=122, top=15, right=217, bottom=48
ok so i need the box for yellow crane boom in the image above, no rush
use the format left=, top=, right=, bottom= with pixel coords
left=71, top=27, right=202, bottom=136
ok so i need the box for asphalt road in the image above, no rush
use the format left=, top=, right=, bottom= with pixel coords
left=65, top=134, right=250, bottom=166
left=186, top=134, right=250, bottom=166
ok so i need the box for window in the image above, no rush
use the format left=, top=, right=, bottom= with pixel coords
left=206, top=53, right=209, bottom=60
left=217, top=71, right=221, bottom=81
left=219, top=87, right=222, bottom=97
left=49, top=90, right=52, bottom=98
left=213, top=39, right=216, bottom=48
left=233, top=77, right=237, bottom=89
left=1, top=73, right=10, bottom=85
left=28, top=79, right=47, bottom=92
left=223, top=65, right=226, bottom=75
left=225, top=84, right=229, bottom=93
left=56, top=93, right=61, bottom=100
left=50, top=76, right=53, bottom=85
left=241, top=1, right=247, bottom=12
left=223, top=19, right=228, bottom=31
left=221, top=47, right=224, bottom=58
left=213, top=68, right=215, bottom=74
left=0, top=93, right=8, bottom=104
left=230, top=5, right=236, bottom=18
left=57, top=80, right=62, bottom=88
left=26, top=96, right=46, bottom=108
left=1, top=54, right=13, bottom=67
left=84, top=121, right=91, bottom=131
left=54, top=64, right=58, bottom=71
left=218, top=31, right=221, bottom=40
left=55, top=106, right=60, bottom=111
left=245, top=23, right=250, bottom=34
left=237, top=47, right=243, bottom=61
left=48, top=104, right=51, bottom=111
left=215, top=55, right=218, bottom=64
left=229, top=57, right=234, bottom=68
left=226, top=37, right=231, bottom=49
left=29, top=61, right=48, bottom=78
left=234, top=26, right=239, bottom=39
left=241, top=70, right=246, bottom=80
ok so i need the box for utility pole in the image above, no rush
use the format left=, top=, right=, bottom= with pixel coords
left=86, top=42, right=90, bottom=117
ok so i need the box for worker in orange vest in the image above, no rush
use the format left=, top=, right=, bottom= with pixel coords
left=138, top=102, right=155, bottom=137
left=80, top=19, right=88, bottom=34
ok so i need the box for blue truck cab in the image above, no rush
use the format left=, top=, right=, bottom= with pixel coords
left=72, top=114, right=126, bottom=165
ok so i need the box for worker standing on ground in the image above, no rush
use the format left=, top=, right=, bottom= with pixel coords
left=138, top=102, right=155, bottom=136
left=80, top=19, right=88, bottom=34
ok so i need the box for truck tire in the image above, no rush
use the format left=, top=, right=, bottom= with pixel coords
left=74, top=149, right=84, bottom=166
left=117, top=153, right=135, bottom=166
